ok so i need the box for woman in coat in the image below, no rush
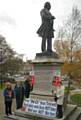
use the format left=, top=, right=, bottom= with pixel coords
left=3, top=82, right=14, bottom=116
left=52, top=81, right=65, bottom=119
left=37, top=2, right=55, bottom=52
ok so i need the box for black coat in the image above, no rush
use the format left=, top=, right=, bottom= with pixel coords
left=14, top=85, right=24, bottom=100
left=14, top=85, right=24, bottom=109
left=24, top=80, right=31, bottom=98
left=37, top=8, right=54, bottom=39
left=3, top=88, right=14, bottom=103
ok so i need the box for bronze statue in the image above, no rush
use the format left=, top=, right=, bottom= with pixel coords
left=37, top=2, right=55, bottom=53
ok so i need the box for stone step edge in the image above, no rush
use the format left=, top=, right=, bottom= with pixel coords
left=4, top=114, right=30, bottom=120
left=15, top=110, right=57, bottom=120
left=77, top=108, right=81, bottom=120
left=14, top=104, right=77, bottom=120
left=64, top=105, right=77, bottom=120
left=4, top=115, right=17, bottom=120
left=65, top=108, right=81, bottom=120
left=4, top=105, right=77, bottom=120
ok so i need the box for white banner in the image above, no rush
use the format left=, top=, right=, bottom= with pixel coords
left=23, top=98, right=57, bottom=118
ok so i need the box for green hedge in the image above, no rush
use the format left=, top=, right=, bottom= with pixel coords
left=71, top=94, right=81, bottom=105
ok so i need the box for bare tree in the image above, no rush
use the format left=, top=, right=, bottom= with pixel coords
left=54, top=6, right=81, bottom=106
left=65, top=6, right=81, bottom=62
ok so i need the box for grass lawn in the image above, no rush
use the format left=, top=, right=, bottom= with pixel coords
left=71, top=94, right=81, bottom=106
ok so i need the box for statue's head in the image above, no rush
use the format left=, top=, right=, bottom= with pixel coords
left=44, top=2, right=51, bottom=10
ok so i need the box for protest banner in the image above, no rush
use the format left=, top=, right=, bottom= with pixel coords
left=22, top=98, right=57, bottom=118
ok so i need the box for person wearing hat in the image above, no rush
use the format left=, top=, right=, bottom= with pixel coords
left=3, top=82, right=14, bottom=116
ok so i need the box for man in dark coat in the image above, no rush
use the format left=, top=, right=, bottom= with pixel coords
left=24, top=75, right=31, bottom=98
left=37, top=2, right=55, bottom=52
left=14, top=81, right=24, bottom=109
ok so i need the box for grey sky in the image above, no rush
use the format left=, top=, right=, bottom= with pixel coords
left=0, top=0, right=81, bottom=59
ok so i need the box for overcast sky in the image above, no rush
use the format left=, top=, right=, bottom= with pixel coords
left=0, top=0, right=81, bottom=60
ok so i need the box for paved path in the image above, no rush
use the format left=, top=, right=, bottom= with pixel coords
left=70, top=89, right=81, bottom=95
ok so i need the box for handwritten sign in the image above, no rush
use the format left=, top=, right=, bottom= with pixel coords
left=23, top=98, right=57, bottom=118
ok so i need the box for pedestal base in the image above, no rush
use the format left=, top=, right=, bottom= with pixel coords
left=36, top=51, right=59, bottom=59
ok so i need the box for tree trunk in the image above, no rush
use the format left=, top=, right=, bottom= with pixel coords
left=63, top=77, right=71, bottom=110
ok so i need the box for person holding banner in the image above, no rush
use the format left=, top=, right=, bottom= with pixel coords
left=24, top=73, right=31, bottom=98
left=52, top=80, right=65, bottom=119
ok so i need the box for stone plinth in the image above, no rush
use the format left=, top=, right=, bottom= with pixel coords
left=36, top=51, right=59, bottom=59
left=32, top=52, right=64, bottom=96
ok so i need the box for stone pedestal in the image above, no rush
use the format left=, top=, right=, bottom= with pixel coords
left=32, top=52, right=64, bottom=96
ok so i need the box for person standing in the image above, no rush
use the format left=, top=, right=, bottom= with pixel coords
left=37, top=2, right=55, bottom=52
left=3, top=82, right=14, bottom=116
left=24, top=74, right=31, bottom=98
left=52, top=81, right=65, bottom=119
left=14, top=81, right=24, bottom=109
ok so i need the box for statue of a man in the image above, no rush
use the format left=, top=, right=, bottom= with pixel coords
left=37, top=2, right=55, bottom=53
